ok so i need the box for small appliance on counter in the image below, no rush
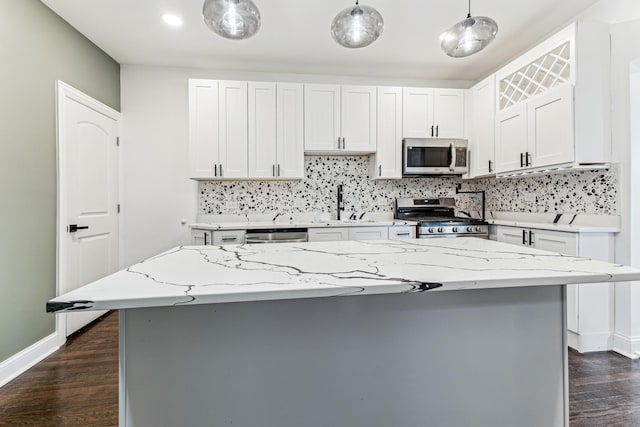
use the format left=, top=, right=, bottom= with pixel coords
left=394, top=198, right=488, bottom=238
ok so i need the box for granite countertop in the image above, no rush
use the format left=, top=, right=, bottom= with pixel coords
left=190, top=219, right=417, bottom=231
left=488, top=219, right=620, bottom=233
left=486, top=212, right=621, bottom=233
left=47, top=238, right=640, bottom=313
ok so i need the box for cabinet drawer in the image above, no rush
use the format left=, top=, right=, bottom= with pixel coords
left=348, top=226, right=389, bottom=241
left=213, top=230, right=246, bottom=245
left=389, top=226, right=415, bottom=240
left=308, top=228, right=349, bottom=242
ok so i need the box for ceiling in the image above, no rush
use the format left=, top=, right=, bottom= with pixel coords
left=41, top=0, right=603, bottom=82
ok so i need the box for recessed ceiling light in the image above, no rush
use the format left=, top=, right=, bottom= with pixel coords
left=162, top=13, right=183, bottom=27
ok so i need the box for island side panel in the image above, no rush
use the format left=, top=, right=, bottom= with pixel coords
left=121, top=286, right=567, bottom=427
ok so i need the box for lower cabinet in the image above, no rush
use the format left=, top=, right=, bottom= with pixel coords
left=191, top=229, right=246, bottom=245
left=308, top=228, right=349, bottom=242
left=389, top=226, right=416, bottom=240
left=348, top=227, right=389, bottom=241
left=494, top=225, right=615, bottom=352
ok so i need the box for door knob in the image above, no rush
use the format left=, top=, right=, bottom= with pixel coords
left=68, top=224, right=89, bottom=233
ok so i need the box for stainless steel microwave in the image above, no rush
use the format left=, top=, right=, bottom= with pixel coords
left=402, top=138, right=468, bottom=176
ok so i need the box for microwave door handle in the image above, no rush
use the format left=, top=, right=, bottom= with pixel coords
left=449, top=144, right=455, bottom=171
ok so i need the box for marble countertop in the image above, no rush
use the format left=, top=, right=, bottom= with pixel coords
left=487, top=212, right=620, bottom=233
left=47, top=238, right=640, bottom=313
left=190, top=219, right=417, bottom=231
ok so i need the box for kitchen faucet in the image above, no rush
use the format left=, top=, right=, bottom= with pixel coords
left=337, top=185, right=344, bottom=220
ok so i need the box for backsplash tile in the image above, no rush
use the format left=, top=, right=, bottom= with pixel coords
left=199, top=157, right=617, bottom=216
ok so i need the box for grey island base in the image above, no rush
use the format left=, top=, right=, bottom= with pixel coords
left=47, top=239, right=640, bottom=427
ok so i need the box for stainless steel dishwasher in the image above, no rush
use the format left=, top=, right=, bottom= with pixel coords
left=244, top=228, right=308, bottom=244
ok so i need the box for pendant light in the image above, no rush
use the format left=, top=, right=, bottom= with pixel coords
left=202, top=0, right=261, bottom=40
left=440, top=0, right=498, bottom=58
left=331, top=1, right=384, bottom=49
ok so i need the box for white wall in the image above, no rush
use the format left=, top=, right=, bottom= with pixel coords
left=577, top=0, right=640, bottom=24
left=119, top=65, right=471, bottom=266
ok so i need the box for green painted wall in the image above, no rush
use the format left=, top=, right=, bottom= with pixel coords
left=0, top=0, right=120, bottom=362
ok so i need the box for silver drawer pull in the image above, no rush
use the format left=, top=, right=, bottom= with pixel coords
left=221, top=237, right=237, bottom=242
left=396, top=232, right=410, bottom=236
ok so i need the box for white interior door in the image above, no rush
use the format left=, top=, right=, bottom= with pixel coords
left=57, top=82, right=120, bottom=337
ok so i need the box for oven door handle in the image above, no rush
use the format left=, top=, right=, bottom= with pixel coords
left=449, top=143, right=456, bottom=171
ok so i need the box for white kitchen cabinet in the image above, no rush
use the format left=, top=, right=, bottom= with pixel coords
left=370, top=87, right=402, bottom=180
left=389, top=226, right=415, bottom=240
left=468, top=75, right=496, bottom=178
left=188, top=79, right=219, bottom=179
left=495, top=103, right=528, bottom=174
left=348, top=226, right=389, bottom=241
left=304, top=84, right=376, bottom=154
left=402, top=88, right=465, bottom=139
left=308, top=228, right=349, bottom=242
left=191, top=229, right=212, bottom=245
left=494, top=22, right=610, bottom=176
left=341, top=85, right=377, bottom=152
left=248, top=82, right=277, bottom=178
left=495, top=225, right=614, bottom=353
left=248, top=82, right=304, bottom=179
left=276, top=83, right=305, bottom=179
left=213, top=230, right=246, bottom=245
left=218, top=80, right=249, bottom=178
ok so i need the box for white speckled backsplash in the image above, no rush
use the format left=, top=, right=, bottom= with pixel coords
left=199, top=157, right=618, bottom=216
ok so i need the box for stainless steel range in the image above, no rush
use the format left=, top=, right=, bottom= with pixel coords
left=394, top=198, right=489, bottom=238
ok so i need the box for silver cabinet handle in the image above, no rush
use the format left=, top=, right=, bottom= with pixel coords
left=221, top=237, right=237, bottom=242
left=526, top=152, right=532, bottom=167
left=435, top=125, right=439, bottom=138
left=277, top=164, right=281, bottom=177
left=219, top=164, right=223, bottom=177
left=338, top=137, right=341, bottom=149
left=379, top=165, right=382, bottom=175
left=342, top=137, right=346, bottom=149
left=272, top=165, right=275, bottom=177
left=396, top=232, right=410, bottom=236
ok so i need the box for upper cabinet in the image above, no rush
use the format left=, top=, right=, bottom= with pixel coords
left=402, top=88, right=465, bottom=139
left=304, top=84, right=376, bottom=154
left=370, top=87, right=403, bottom=179
left=493, top=22, right=610, bottom=176
left=189, top=79, right=304, bottom=180
left=468, top=75, right=496, bottom=178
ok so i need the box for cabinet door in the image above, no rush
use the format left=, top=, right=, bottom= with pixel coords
left=402, top=87, right=434, bottom=138
left=308, top=228, right=349, bottom=242
left=218, top=81, right=248, bottom=178
left=304, top=84, right=341, bottom=151
left=433, top=89, right=465, bottom=138
left=373, top=87, right=403, bottom=179
left=469, top=76, right=496, bottom=177
left=188, top=79, right=219, bottom=179
left=495, top=226, right=527, bottom=246
left=348, top=227, right=389, bottom=241
left=528, top=84, right=574, bottom=168
left=341, top=85, right=377, bottom=152
left=248, top=82, right=277, bottom=178
left=276, top=83, right=304, bottom=179
left=191, top=229, right=212, bottom=245
left=495, top=103, right=527, bottom=173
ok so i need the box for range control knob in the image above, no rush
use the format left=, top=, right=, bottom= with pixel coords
left=475, top=226, right=483, bottom=232
left=467, top=226, right=474, bottom=232
left=428, top=227, right=435, bottom=233
left=437, top=227, right=444, bottom=233
left=452, top=227, right=458, bottom=233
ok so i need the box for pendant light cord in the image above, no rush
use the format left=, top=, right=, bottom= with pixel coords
left=467, top=0, right=471, bottom=18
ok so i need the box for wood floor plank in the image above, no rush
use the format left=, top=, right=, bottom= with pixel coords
left=1, top=313, right=639, bottom=426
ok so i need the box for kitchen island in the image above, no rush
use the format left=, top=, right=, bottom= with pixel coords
left=48, top=239, right=640, bottom=427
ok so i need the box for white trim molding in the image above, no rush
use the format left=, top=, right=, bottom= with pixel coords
left=613, top=332, right=640, bottom=359
left=0, top=334, right=60, bottom=388
left=568, top=331, right=613, bottom=353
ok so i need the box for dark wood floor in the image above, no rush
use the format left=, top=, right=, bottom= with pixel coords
left=1, top=312, right=639, bottom=426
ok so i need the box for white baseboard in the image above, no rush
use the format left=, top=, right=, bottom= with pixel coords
left=613, top=333, right=640, bottom=360
left=568, top=330, right=612, bottom=353
left=0, top=333, right=61, bottom=388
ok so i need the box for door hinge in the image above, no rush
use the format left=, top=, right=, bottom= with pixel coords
left=117, top=204, right=121, bottom=214
left=116, top=137, right=120, bottom=147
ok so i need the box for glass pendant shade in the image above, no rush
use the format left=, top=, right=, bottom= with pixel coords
left=440, top=15, right=498, bottom=57
left=331, top=1, right=384, bottom=49
left=203, top=0, right=261, bottom=40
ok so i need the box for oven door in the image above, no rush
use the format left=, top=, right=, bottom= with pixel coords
left=403, top=138, right=468, bottom=175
